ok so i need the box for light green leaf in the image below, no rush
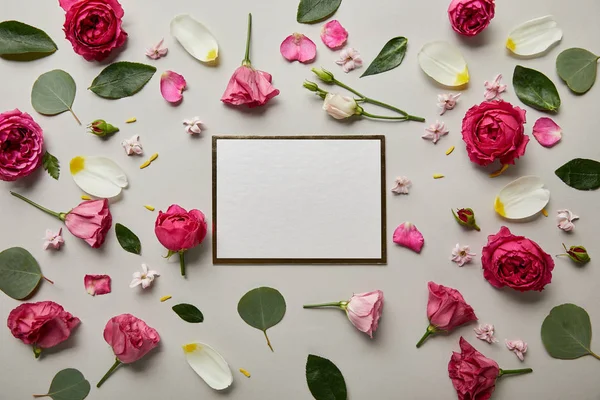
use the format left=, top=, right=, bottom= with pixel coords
left=306, top=354, right=347, bottom=400
left=512, top=65, right=561, bottom=112
left=556, top=48, right=599, bottom=94
left=115, top=223, right=141, bottom=255
left=361, top=37, right=408, bottom=78
left=541, top=303, right=598, bottom=360
left=35, top=368, right=90, bottom=400
left=555, top=158, right=600, bottom=191
left=172, top=303, right=204, bottom=323
left=32, top=70, right=80, bottom=124
left=42, top=151, right=60, bottom=180
left=237, top=287, right=286, bottom=351
left=297, top=0, right=342, bottom=24
left=89, top=62, right=156, bottom=99
left=0, top=20, right=57, bottom=57
left=0, top=247, right=43, bottom=300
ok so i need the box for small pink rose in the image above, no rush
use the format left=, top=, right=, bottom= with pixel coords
left=393, top=222, right=424, bottom=253
left=448, top=337, right=500, bottom=399
left=65, top=199, right=112, bottom=248
left=280, top=33, right=316, bottom=63
left=221, top=66, right=280, bottom=108
left=320, top=20, right=348, bottom=49
left=84, top=274, right=112, bottom=296
left=0, top=109, right=44, bottom=181
left=160, top=71, right=187, bottom=103
left=448, top=0, right=496, bottom=37
left=346, top=290, right=384, bottom=338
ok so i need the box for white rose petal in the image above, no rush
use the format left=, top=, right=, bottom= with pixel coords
left=507, top=16, right=563, bottom=57
left=171, top=15, right=219, bottom=62
left=418, top=42, right=469, bottom=87
left=70, top=156, right=128, bottom=198
left=183, top=342, right=233, bottom=391
left=494, top=176, right=550, bottom=220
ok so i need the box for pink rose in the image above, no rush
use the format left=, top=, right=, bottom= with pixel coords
left=59, top=0, right=128, bottom=61
left=7, top=301, right=80, bottom=358
left=448, top=0, right=495, bottom=37
left=103, top=314, right=160, bottom=364
left=346, top=290, right=384, bottom=338
left=482, top=226, right=554, bottom=292
left=448, top=337, right=499, bottom=400
left=462, top=100, right=528, bottom=167
left=65, top=199, right=112, bottom=248
left=0, top=109, right=44, bottom=181
left=221, top=66, right=280, bottom=108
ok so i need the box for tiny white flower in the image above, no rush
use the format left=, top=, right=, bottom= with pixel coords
left=183, top=117, right=203, bottom=135
left=437, top=93, right=461, bottom=115
left=130, top=264, right=160, bottom=289
left=121, top=135, right=143, bottom=156
left=474, top=324, right=499, bottom=344
left=391, top=176, right=412, bottom=195
left=451, top=244, right=476, bottom=267
left=557, top=209, right=579, bottom=232
left=506, top=339, right=528, bottom=361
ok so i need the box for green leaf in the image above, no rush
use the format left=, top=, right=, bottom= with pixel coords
left=32, top=69, right=80, bottom=124
left=172, top=303, right=204, bottom=323
left=297, top=0, right=342, bottom=24
left=42, top=151, right=60, bottom=180
left=36, top=368, right=90, bottom=400
left=512, top=65, right=561, bottom=113
left=0, top=247, right=42, bottom=300
left=361, top=37, right=408, bottom=78
left=541, top=304, right=598, bottom=360
left=555, top=158, right=600, bottom=191
left=0, top=20, right=57, bottom=57
left=237, top=287, right=286, bottom=351
left=306, top=354, right=347, bottom=400
left=115, top=223, right=141, bottom=255
left=89, top=62, right=157, bottom=99
left=556, top=48, right=599, bottom=94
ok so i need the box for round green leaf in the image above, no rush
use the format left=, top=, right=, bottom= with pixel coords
left=555, top=158, right=600, bottom=191
left=0, top=20, right=57, bottom=56
left=237, top=287, right=286, bottom=351
left=541, top=304, right=596, bottom=360
left=556, top=48, right=599, bottom=94
left=297, top=0, right=342, bottom=24
left=0, top=247, right=42, bottom=300
left=37, top=368, right=90, bottom=400
left=31, top=70, right=80, bottom=124
left=115, top=223, right=141, bottom=255
left=172, top=303, right=204, bottom=323
left=513, top=65, right=561, bottom=112
left=361, top=37, right=408, bottom=78
left=306, top=354, right=347, bottom=400
left=89, top=61, right=156, bottom=99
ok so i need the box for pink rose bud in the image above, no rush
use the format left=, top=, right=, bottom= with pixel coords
left=0, top=109, right=44, bottom=181
left=65, top=199, right=113, bottom=248
left=452, top=208, right=480, bottom=231
left=559, top=244, right=590, bottom=265
left=88, top=119, right=119, bottom=137
left=448, top=0, right=496, bottom=37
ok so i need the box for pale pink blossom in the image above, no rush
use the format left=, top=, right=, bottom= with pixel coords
left=43, top=228, right=64, bottom=250
left=160, top=70, right=186, bottom=103
left=451, top=244, right=476, bottom=267
left=280, top=33, right=316, bottom=63
left=146, top=39, right=168, bottom=60
left=391, top=176, right=411, bottom=195
left=393, top=222, right=424, bottom=253
left=506, top=339, right=528, bottom=361
left=84, top=274, right=111, bottom=296
left=320, top=20, right=348, bottom=49
left=474, top=324, right=498, bottom=344
left=345, top=290, right=384, bottom=338
left=121, top=135, right=143, bottom=156
left=437, top=93, right=461, bottom=115
left=484, top=74, right=507, bottom=100
left=532, top=117, right=562, bottom=148
left=422, top=120, right=449, bottom=144
left=557, top=209, right=579, bottom=232
left=130, top=264, right=159, bottom=289
left=335, top=48, right=362, bottom=73
left=183, top=117, right=203, bottom=135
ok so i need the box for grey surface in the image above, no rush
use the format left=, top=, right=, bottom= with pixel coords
left=1, top=0, right=599, bottom=399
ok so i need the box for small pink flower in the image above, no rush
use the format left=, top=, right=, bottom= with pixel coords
left=183, top=117, right=203, bottom=135
left=474, top=324, right=498, bottom=344
left=437, top=93, right=461, bottom=115
left=484, top=74, right=507, bottom=100
left=532, top=117, right=562, bottom=148
left=121, top=135, right=143, bottom=156
left=391, top=176, right=411, bottom=195
left=451, top=244, right=476, bottom=267
left=506, top=339, right=528, bottom=361
left=146, top=38, right=168, bottom=60
left=160, top=70, right=187, bottom=103
left=320, top=20, right=348, bottom=49
left=280, top=33, right=316, bottom=63
left=84, top=274, right=111, bottom=296
left=43, top=228, right=64, bottom=250
left=557, top=209, right=579, bottom=232
left=393, top=222, right=424, bottom=253
left=335, top=48, right=362, bottom=73
left=345, top=290, right=384, bottom=338
left=422, top=121, right=449, bottom=144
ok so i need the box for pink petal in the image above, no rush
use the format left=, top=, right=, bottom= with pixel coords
left=58, top=0, right=79, bottom=11
left=84, top=274, right=112, bottom=296
left=280, top=33, right=316, bottom=63
left=321, top=20, right=348, bottom=49
left=532, top=117, right=562, bottom=147
left=160, top=70, right=187, bottom=103
left=393, top=222, right=424, bottom=253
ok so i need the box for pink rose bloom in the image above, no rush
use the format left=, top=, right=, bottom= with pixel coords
left=462, top=100, right=528, bottom=167
left=103, top=314, right=160, bottom=364
left=448, top=0, right=495, bottom=37
left=346, top=290, right=384, bottom=338
left=59, top=0, right=128, bottom=61
left=0, top=109, right=44, bottom=181
left=7, top=301, right=80, bottom=358
left=448, top=337, right=500, bottom=400
left=65, top=199, right=112, bottom=248
left=482, top=226, right=554, bottom=292
left=221, top=66, right=280, bottom=108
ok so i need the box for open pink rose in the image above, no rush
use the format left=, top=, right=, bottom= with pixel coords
left=482, top=226, right=554, bottom=292
left=65, top=199, right=112, bottom=248
left=448, top=0, right=495, bottom=37
left=346, top=290, right=384, bottom=338
left=59, top=0, right=128, bottom=61
left=449, top=337, right=499, bottom=400
left=0, top=109, right=44, bottom=181
left=221, top=66, right=280, bottom=108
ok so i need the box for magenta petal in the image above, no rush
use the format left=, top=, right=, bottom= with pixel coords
left=160, top=70, right=187, bottom=103
left=84, top=274, right=111, bottom=296
left=393, top=222, right=424, bottom=253
left=320, top=20, right=348, bottom=49
left=532, top=117, right=562, bottom=148
left=280, top=33, right=316, bottom=63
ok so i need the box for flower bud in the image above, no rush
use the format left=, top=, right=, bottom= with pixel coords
left=452, top=208, right=480, bottom=231
left=303, top=80, right=319, bottom=92
left=88, top=120, right=119, bottom=137
left=311, top=67, right=334, bottom=83
left=561, top=244, right=590, bottom=264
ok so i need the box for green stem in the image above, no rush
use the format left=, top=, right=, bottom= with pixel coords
left=264, top=330, right=274, bottom=352
left=590, top=351, right=600, bottom=360
left=498, top=368, right=533, bottom=377
left=10, top=191, right=64, bottom=221
left=69, top=107, right=81, bottom=125
left=363, top=97, right=409, bottom=116
left=32, top=344, right=42, bottom=359
left=361, top=111, right=409, bottom=121
left=179, top=251, right=186, bottom=277
left=333, top=79, right=366, bottom=99
left=416, top=325, right=436, bottom=348
left=42, top=276, right=54, bottom=285
left=97, top=358, right=122, bottom=388
left=303, top=301, right=344, bottom=309
left=32, top=395, right=48, bottom=398
left=242, top=13, right=252, bottom=66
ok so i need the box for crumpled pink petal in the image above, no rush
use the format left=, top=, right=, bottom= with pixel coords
left=280, top=33, right=316, bottom=63
left=532, top=117, right=561, bottom=148
left=160, top=70, right=187, bottom=103
left=321, top=20, right=348, bottom=49
left=58, top=0, right=79, bottom=11
left=84, top=274, right=111, bottom=296
left=393, top=222, right=425, bottom=253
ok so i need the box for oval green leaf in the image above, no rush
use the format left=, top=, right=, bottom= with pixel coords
left=0, top=20, right=57, bottom=57
left=297, top=0, right=342, bottom=24
left=306, top=354, right=347, bottom=400
left=555, top=158, right=600, bottom=191
left=37, top=368, right=90, bottom=400
left=32, top=70, right=80, bottom=124
left=115, top=223, right=141, bottom=255
left=42, top=150, right=60, bottom=180
left=237, top=287, right=286, bottom=351
left=361, top=37, right=408, bottom=78
left=556, top=48, right=599, bottom=94
left=513, top=65, right=561, bottom=113
left=172, top=303, right=204, bottom=323
left=0, top=247, right=42, bottom=300
left=89, top=61, right=157, bottom=99
left=541, top=303, right=596, bottom=360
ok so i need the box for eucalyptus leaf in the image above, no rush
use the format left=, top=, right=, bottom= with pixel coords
left=556, top=48, right=599, bottom=94
left=32, top=70, right=80, bottom=124
left=34, top=368, right=90, bottom=400
left=555, top=158, right=600, bottom=191
left=297, top=0, right=342, bottom=24
left=172, top=303, right=204, bottom=323
left=89, top=62, right=156, bottom=99
left=237, top=287, right=286, bottom=351
left=115, top=223, right=141, bottom=255
left=306, top=354, right=347, bottom=400
left=513, top=65, right=561, bottom=112
left=0, top=20, right=57, bottom=57
left=0, top=247, right=43, bottom=300
left=541, top=304, right=599, bottom=360
left=361, top=37, right=408, bottom=78
left=42, top=151, right=60, bottom=180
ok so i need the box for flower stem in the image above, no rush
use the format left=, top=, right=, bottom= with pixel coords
left=416, top=325, right=436, bottom=348
left=10, top=192, right=64, bottom=221
left=97, top=358, right=122, bottom=388
left=498, top=368, right=533, bottom=377
left=179, top=251, right=186, bottom=277
left=32, top=344, right=42, bottom=359
left=333, top=79, right=366, bottom=99
left=69, top=108, right=81, bottom=125
left=361, top=111, right=409, bottom=121
left=263, top=330, right=274, bottom=352
left=242, top=13, right=252, bottom=66
left=42, top=276, right=54, bottom=285
left=303, top=301, right=343, bottom=309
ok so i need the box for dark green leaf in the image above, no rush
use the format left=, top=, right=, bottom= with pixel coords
left=237, top=287, right=286, bottom=351
left=89, top=62, right=157, bottom=99
left=361, top=37, right=408, bottom=78
left=42, top=151, right=60, bottom=180
left=0, top=20, right=57, bottom=56
left=32, top=70, right=80, bottom=124
left=555, top=158, right=600, bottom=191
left=297, top=0, right=342, bottom=24
left=172, top=303, right=204, bottom=323
left=556, top=48, right=599, bottom=94
left=0, top=247, right=42, bottom=300
left=541, top=304, right=596, bottom=360
left=38, top=368, right=90, bottom=400
left=512, top=65, right=561, bottom=112
left=115, top=223, right=141, bottom=255
left=306, top=354, right=347, bottom=400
